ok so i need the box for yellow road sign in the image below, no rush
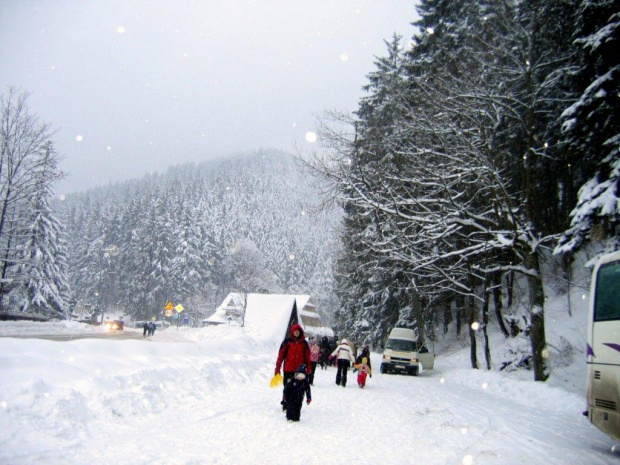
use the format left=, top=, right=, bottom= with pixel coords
left=175, top=304, right=184, bottom=312
left=165, top=301, right=173, bottom=310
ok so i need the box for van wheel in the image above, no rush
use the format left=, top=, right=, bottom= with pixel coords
left=411, top=367, right=419, bottom=376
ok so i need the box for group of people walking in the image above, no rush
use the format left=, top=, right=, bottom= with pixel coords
left=274, top=324, right=372, bottom=422
left=142, top=321, right=156, bottom=337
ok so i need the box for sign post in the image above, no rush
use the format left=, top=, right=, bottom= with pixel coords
left=175, top=304, right=184, bottom=329
left=164, top=301, right=174, bottom=326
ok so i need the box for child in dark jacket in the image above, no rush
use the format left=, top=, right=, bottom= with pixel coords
left=283, top=364, right=312, bottom=422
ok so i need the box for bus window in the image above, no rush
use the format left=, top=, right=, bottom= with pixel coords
left=594, top=262, right=620, bottom=321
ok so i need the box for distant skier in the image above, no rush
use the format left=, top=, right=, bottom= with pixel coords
left=275, top=324, right=312, bottom=411
left=283, top=364, right=312, bottom=422
left=354, top=345, right=372, bottom=388
left=330, top=339, right=356, bottom=387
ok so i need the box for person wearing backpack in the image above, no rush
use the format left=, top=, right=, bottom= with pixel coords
left=275, top=324, right=312, bottom=411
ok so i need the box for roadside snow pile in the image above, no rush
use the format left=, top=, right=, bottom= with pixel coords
left=0, top=320, right=108, bottom=336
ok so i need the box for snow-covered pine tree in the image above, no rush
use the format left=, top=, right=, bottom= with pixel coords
left=555, top=1, right=620, bottom=259
left=6, top=142, right=69, bottom=317
left=0, top=89, right=69, bottom=317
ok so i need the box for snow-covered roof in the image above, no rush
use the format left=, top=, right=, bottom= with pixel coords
left=304, top=326, right=334, bottom=338
left=243, top=294, right=297, bottom=347
left=296, top=295, right=312, bottom=311
left=206, top=293, right=333, bottom=347
left=203, top=292, right=244, bottom=325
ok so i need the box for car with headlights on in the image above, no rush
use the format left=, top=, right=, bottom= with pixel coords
left=104, top=320, right=124, bottom=330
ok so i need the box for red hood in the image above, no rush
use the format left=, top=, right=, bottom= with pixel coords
left=289, top=323, right=305, bottom=340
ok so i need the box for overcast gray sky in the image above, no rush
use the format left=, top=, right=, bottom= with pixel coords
left=0, top=1, right=418, bottom=195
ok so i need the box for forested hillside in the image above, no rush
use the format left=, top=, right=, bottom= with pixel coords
left=56, top=150, right=341, bottom=322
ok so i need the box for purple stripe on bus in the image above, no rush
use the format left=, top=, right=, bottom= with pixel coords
left=603, top=343, right=620, bottom=353
left=587, top=343, right=595, bottom=358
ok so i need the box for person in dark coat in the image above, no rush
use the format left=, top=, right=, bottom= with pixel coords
left=283, top=364, right=312, bottom=422
left=319, top=336, right=331, bottom=369
left=275, top=323, right=312, bottom=410
left=143, top=321, right=149, bottom=337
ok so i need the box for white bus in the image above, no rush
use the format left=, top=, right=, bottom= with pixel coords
left=586, top=250, right=620, bottom=441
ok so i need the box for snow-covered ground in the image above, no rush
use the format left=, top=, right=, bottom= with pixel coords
left=1, top=292, right=619, bottom=464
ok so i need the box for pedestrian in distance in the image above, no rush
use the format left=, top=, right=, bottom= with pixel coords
left=354, top=345, right=372, bottom=388
left=283, top=364, right=312, bottom=422
left=275, top=323, right=312, bottom=411
left=319, top=336, right=331, bottom=369
left=308, top=336, right=320, bottom=385
left=143, top=321, right=149, bottom=337
left=330, top=338, right=356, bottom=387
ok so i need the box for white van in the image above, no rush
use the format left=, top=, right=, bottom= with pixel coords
left=380, top=327, right=435, bottom=376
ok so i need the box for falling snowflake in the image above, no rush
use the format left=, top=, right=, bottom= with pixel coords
left=76, top=135, right=83, bottom=142
left=305, top=132, right=317, bottom=143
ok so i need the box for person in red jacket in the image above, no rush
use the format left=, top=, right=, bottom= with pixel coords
left=275, top=323, right=312, bottom=411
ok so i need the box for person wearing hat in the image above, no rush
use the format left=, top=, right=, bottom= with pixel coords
left=330, top=338, right=356, bottom=387
left=275, top=323, right=312, bottom=410
left=282, top=364, right=312, bottom=422
left=308, top=336, right=320, bottom=385
left=354, top=345, right=373, bottom=388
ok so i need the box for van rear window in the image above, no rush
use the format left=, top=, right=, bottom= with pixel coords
left=594, top=261, right=620, bottom=321
left=386, top=339, right=415, bottom=351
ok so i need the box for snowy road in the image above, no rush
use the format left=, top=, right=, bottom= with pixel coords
left=2, top=332, right=616, bottom=465
left=1, top=330, right=145, bottom=342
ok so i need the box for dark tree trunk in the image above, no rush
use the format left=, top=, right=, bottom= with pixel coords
left=482, top=281, right=492, bottom=370
left=468, top=295, right=478, bottom=370
left=412, top=288, right=425, bottom=346
left=455, top=295, right=464, bottom=336
left=506, top=271, right=514, bottom=307
left=492, top=274, right=510, bottom=338
left=526, top=250, right=549, bottom=381
left=443, top=301, right=452, bottom=335
left=562, top=253, right=572, bottom=317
